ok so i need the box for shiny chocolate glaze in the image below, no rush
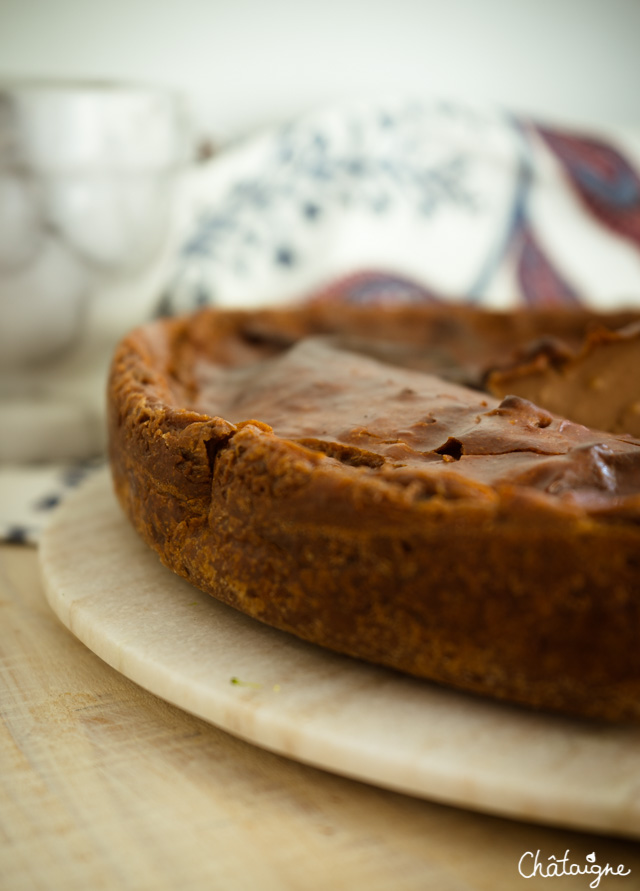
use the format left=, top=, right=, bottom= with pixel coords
left=193, top=338, right=640, bottom=514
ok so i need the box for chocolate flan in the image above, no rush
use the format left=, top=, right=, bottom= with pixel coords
left=108, top=303, right=640, bottom=722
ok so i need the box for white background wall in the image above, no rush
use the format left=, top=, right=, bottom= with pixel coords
left=1, top=0, right=639, bottom=144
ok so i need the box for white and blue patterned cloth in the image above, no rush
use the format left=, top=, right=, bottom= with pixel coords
left=163, top=97, right=640, bottom=312
left=3, top=97, right=640, bottom=544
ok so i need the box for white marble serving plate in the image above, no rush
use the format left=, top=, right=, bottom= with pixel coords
left=40, top=468, right=640, bottom=840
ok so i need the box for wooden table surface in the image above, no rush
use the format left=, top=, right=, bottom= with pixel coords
left=2, top=542, right=639, bottom=891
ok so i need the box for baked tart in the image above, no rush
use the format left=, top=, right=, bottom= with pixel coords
left=108, top=303, right=640, bottom=722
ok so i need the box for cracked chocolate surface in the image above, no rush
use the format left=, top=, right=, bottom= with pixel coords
left=192, top=337, right=640, bottom=508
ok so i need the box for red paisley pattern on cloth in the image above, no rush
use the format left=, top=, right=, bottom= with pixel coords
left=537, top=126, right=640, bottom=249
left=307, top=270, right=442, bottom=305
left=514, top=220, right=582, bottom=308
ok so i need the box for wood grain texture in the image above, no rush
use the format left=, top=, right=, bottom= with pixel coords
left=2, top=543, right=640, bottom=891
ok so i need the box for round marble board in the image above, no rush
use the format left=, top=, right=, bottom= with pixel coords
left=40, top=468, right=640, bottom=840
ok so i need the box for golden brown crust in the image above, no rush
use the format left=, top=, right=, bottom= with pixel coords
left=108, top=304, right=640, bottom=723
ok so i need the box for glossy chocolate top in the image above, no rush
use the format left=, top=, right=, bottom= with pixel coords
left=192, top=338, right=640, bottom=509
